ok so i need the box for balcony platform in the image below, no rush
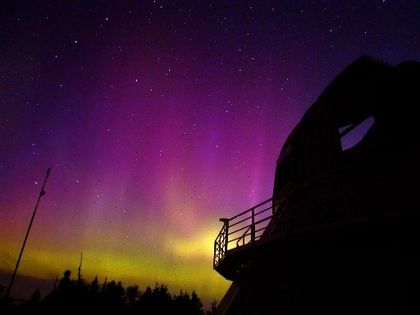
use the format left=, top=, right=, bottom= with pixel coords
left=215, top=209, right=420, bottom=281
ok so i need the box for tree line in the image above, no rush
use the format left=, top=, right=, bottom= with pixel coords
left=0, top=269, right=217, bottom=314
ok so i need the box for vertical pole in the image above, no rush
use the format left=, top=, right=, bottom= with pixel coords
left=213, top=240, right=217, bottom=268
left=5, top=168, right=51, bottom=299
left=251, top=208, right=255, bottom=243
left=224, top=222, right=229, bottom=254
left=77, top=251, right=83, bottom=283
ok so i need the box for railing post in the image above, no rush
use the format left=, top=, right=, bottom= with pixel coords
left=251, top=208, right=255, bottom=243
left=224, top=223, right=229, bottom=253
left=220, top=218, right=229, bottom=254
left=213, top=240, right=217, bottom=268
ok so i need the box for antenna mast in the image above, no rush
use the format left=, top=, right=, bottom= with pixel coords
left=5, top=168, right=51, bottom=299
left=78, top=251, right=83, bottom=282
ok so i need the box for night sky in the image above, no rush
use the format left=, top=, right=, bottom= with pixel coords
left=1, top=0, right=418, bottom=305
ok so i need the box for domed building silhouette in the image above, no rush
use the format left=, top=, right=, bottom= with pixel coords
left=213, top=56, right=420, bottom=314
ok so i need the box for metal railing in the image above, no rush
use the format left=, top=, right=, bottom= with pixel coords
left=213, top=198, right=274, bottom=269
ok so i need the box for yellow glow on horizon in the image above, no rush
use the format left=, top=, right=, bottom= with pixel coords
left=164, top=227, right=217, bottom=260
left=0, top=233, right=230, bottom=304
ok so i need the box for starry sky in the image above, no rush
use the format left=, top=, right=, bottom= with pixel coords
left=0, top=0, right=418, bottom=305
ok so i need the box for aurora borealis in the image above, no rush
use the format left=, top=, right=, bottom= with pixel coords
left=0, top=1, right=418, bottom=306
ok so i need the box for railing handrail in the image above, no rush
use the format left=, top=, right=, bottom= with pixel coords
left=213, top=198, right=274, bottom=269
left=227, top=198, right=273, bottom=221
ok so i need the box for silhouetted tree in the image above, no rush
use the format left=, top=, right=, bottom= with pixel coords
left=90, top=276, right=99, bottom=293
left=126, top=285, right=139, bottom=306
left=191, top=290, right=204, bottom=314
left=173, top=290, right=204, bottom=315
left=58, top=269, right=72, bottom=292
left=2, top=269, right=210, bottom=314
